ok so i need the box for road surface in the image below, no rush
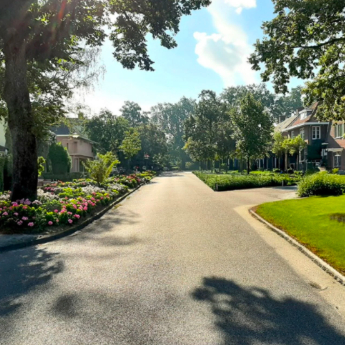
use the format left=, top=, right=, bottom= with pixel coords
left=1, top=172, right=345, bottom=345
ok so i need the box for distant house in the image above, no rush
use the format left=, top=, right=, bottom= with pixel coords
left=52, top=120, right=95, bottom=173
left=56, top=134, right=95, bottom=173
left=280, top=103, right=329, bottom=170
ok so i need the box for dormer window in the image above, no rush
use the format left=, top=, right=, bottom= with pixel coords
left=300, top=110, right=312, bottom=120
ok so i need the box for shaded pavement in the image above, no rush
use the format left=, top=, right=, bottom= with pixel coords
left=1, top=172, right=345, bottom=345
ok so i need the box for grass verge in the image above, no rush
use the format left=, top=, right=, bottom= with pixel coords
left=256, top=195, right=345, bottom=275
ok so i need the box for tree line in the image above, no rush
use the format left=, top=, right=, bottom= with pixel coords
left=1, top=0, right=344, bottom=200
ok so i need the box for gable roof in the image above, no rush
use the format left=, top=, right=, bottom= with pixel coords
left=282, top=102, right=328, bottom=131
left=274, top=114, right=298, bottom=132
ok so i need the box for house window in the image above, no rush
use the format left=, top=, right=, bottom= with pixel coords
left=334, top=155, right=342, bottom=168
left=291, top=130, right=295, bottom=138
left=300, top=128, right=305, bottom=140
left=335, top=123, right=344, bottom=138
left=312, top=126, right=321, bottom=140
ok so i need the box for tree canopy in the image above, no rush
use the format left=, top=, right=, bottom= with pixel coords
left=0, top=0, right=210, bottom=200
left=230, top=93, right=273, bottom=174
left=249, top=0, right=345, bottom=121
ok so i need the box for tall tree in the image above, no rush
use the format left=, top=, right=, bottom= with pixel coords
left=85, top=109, right=130, bottom=155
left=249, top=0, right=345, bottom=121
left=120, top=101, right=149, bottom=127
left=120, top=129, right=142, bottom=171
left=271, top=132, right=285, bottom=170
left=0, top=0, right=209, bottom=200
left=137, top=123, right=168, bottom=168
left=230, top=93, right=273, bottom=174
left=151, top=97, right=196, bottom=168
left=183, top=90, right=230, bottom=166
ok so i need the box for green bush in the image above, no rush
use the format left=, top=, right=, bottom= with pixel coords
left=298, top=172, right=345, bottom=197
left=194, top=171, right=300, bottom=191
left=38, top=156, right=46, bottom=177
left=331, top=168, right=339, bottom=174
left=48, top=143, right=71, bottom=174
left=287, top=168, right=294, bottom=174
left=273, top=168, right=281, bottom=173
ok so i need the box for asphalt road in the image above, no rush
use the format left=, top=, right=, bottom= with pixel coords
left=1, top=172, right=345, bottom=345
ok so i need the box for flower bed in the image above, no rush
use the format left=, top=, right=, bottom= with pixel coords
left=0, top=171, right=156, bottom=234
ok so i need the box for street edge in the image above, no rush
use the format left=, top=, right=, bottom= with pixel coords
left=0, top=184, right=144, bottom=253
left=249, top=208, right=345, bottom=287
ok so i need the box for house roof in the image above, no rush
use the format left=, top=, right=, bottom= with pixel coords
left=283, top=102, right=329, bottom=131
left=274, top=114, right=298, bottom=132
left=56, top=134, right=96, bottom=144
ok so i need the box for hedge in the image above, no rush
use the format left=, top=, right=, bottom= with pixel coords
left=194, top=171, right=300, bottom=191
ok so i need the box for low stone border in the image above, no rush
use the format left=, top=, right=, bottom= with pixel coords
left=250, top=208, right=345, bottom=286
left=0, top=184, right=144, bottom=253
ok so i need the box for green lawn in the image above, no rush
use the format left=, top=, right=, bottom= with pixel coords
left=256, top=196, right=345, bottom=275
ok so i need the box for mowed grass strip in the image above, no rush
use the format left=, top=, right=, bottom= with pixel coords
left=256, top=195, right=345, bottom=275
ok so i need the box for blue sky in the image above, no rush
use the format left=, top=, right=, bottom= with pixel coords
left=75, top=0, right=301, bottom=115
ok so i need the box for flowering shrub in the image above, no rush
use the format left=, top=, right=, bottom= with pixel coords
left=0, top=172, right=153, bottom=232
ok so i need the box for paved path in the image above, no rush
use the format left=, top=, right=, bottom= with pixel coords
left=1, top=172, right=345, bottom=345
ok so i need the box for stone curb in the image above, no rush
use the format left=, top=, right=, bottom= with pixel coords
left=0, top=184, right=144, bottom=253
left=249, top=208, right=345, bottom=286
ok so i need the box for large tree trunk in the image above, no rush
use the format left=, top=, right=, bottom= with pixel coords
left=3, top=37, right=38, bottom=201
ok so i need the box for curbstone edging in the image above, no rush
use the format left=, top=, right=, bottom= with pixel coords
left=249, top=208, right=345, bottom=286
left=0, top=183, right=145, bottom=253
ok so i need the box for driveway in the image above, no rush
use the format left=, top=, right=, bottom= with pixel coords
left=1, top=172, right=345, bottom=345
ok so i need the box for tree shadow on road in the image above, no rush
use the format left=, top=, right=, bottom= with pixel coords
left=192, top=277, right=345, bottom=345
left=0, top=247, right=63, bottom=317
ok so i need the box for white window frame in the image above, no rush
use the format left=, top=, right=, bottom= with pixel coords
left=334, top=155, right=341, bottom=168
left=335, top=123, right=344, bottom=138
left=300, top=128, right=305, bottom=140
left=312, top=126, right=321, bottom=140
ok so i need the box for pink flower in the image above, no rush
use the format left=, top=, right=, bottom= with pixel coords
left=24, top=199, right=31, bottom=205
left=22, top=216, right=28, bottom=221
left=54, top=209, right=58, bottom=213
left=83, top=207, right=87, bottom=211
left=74, top=214, right=80, bottom=219
left=28, top=222, right=34, bottom=227
left=3, top=212, right=8, bottom=216
left=56, top=219, right=59, bottom=223
left=68, top=219, right=73, bottom=224
left=48, top=221, right=53, bottom=226
left=23, top=206, right=28, bottom=210
left=17, top=220, right=23, bottom=226
left=14, top=212, right=19, bottom=216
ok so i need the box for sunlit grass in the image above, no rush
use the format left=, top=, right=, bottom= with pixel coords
left=256, top=195, right=345, bottom=275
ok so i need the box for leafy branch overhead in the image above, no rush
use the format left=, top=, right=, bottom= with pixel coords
left=249, top=0, right=345, bottom=121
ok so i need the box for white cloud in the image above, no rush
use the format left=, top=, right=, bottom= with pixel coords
left=193, top=0, right=258, bottom=86
left=225, top=0, right=256, bottom=14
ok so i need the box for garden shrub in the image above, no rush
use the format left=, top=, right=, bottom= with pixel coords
left=273, top=168, right=281, bottom=173
left=331, top=168, right=339, bottom=174
left=298, top=172, right=345, bottom=197
left=287, top=168, right=294, bottom=174
left=38, top=156, right=46, bottom=177
left=194, top=171, right=300, bottom=191
left=48, top=143, right=71, bottom=174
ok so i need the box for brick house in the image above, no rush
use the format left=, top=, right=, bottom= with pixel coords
left=281, top=103, right=329, bottom=170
